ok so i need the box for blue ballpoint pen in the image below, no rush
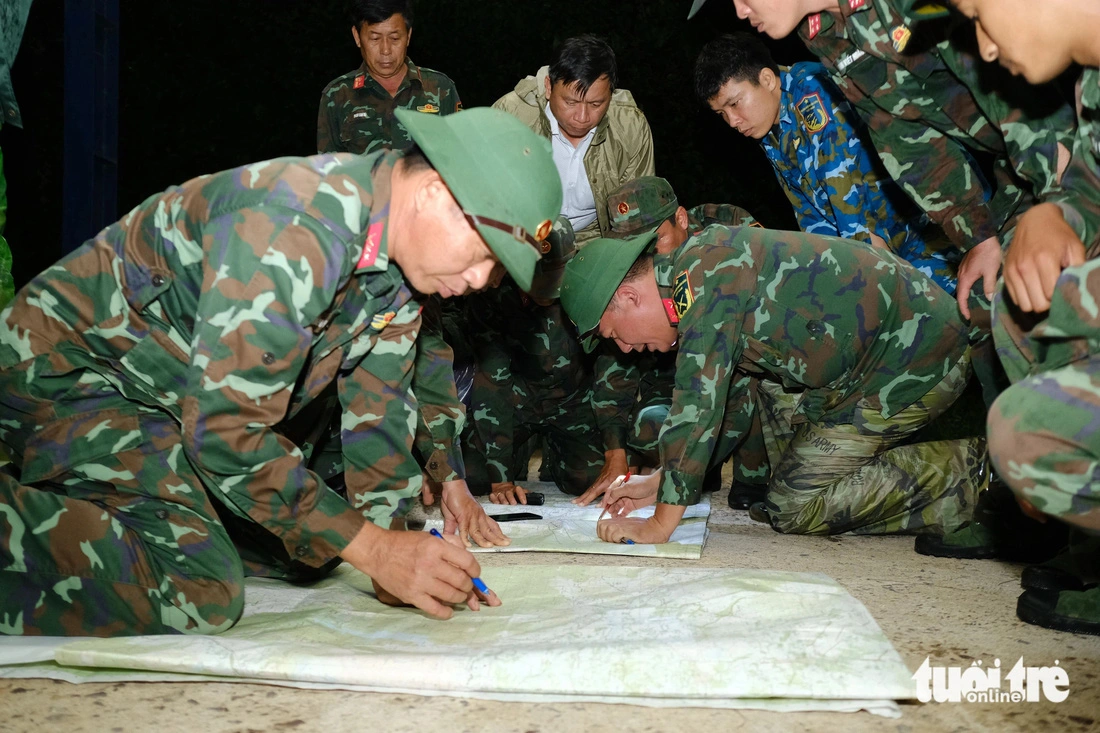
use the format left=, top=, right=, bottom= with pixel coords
left=429, top=528, right=491, bottom=595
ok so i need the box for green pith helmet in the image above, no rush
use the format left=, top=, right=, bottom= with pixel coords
left=527, top=216, right=577, bottom=301
left=396, top=106, right=563, bottom=291
left=559, top=231, right=658, bottom=337
left=895, top=0, right=952, bottom=19
left=607, top=176, right=679, bottom=238
left=687, top=0, right=709, bottom=19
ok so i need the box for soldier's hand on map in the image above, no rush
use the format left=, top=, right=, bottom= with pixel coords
left=342, top=522, right=489, bottom=620
left=956, top=236, right=1003, bottom=319
left=440, top=480, right=511, bottom=548
left=601, top=471, right=660, bottom=517
left=1003, top=203, right=1085, bottom=313
left=597, top=502, right=686, bottom=545
left=572, top=448, right=630, bottom=506
left=488, top=481, right=529, bottom=505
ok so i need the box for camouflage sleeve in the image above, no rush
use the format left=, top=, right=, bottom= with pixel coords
left=441, top=78, right=463, bottom=114
left=590, top=349, right=641, bottom=452
left=339, top=299, right=426, bottom=528
left=686, top=203, right=757, bottom=228
left=939, top=42, right=1076, bottom=201
left=317, top=88, right=342, bottom=154
left=182, top=208, right=365, bottom=567
left=411, top=297, right=466, bottom=482
left=777, top=172, right=839, bottom=240
left=467, top=294, right=516, bottom=483
left=1049, top=71, right=1100, bottom=251
left=657, top=254, right=752, bottom=506
left=863, top=106, right=997, bottom=252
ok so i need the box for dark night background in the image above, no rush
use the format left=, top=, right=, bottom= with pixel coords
left=1, top=0, right=815, bottom=290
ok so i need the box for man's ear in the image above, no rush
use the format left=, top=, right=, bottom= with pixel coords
left=675, top=206, right=689, bottom=231
left=544, top=75, right=553, bottom=99
left=759, top=67, right=778, bottom=92
left=406, top=27, right=413, bottom=46
left=352, top=25, right=362, bottom=48
left=614, top=283, right=641, bottom=310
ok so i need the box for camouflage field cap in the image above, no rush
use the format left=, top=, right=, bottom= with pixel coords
left=607, top=176, right=679, bottom=238
left=559, top=231, right=658, bottom=336
left=396, top=107, right=563, bottom=291
left=527, top=216, right=577, bottom=301
left=687, top=0, right=709, bottom=19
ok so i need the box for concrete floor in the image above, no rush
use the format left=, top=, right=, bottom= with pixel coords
left=4, top=485, right=1100, bottom=733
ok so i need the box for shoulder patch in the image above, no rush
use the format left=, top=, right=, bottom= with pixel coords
left=796, top=93, right=831, bottom=133
left=673, top=270, right=696, bottom=320
left=353, top=74, right=366, bottom=90
left=891, top=25, right=912, bottom=52
left=416, top=103, right=440, bottom=114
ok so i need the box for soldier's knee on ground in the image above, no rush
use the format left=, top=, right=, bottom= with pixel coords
left=989, top=381, right=1100, bottom=528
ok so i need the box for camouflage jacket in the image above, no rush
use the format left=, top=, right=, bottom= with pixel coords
left=655, top=224, right=969, bottom=506
left=0, top=151, right=453, bottom=567
left=1050, top=68, right=1100, bottom=254
left=799, top=0, right=1074, bottom=252
left=466, top=278, right=593, bottom=482
left=317, top=58, right=462, bottom=155
left=492, top=66, right=655, bottom=241
left=994, top=68, right=1100, bottom=385
left=764, top=62, right=926, bottom=252
left=591, top=206, right=756, bottom=451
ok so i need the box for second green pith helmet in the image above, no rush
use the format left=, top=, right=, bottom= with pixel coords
left=559, top=231, right=658, bottom=337
left=527, top=216, right=577, bottom=301
left=397, top=107, right=563, bottom=291
left=607, top=176, right=679, bottom=238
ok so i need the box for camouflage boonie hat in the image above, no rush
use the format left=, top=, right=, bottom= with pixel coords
left=607, top=176, right=679, bottom=239
left=559, top=231, right=657, bottom=337
left=527, top=216, right=577, bottom=302
left=396, top=107, right=562, bottom=291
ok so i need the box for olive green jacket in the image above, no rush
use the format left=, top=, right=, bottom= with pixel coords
left=492, top=66, right=655, bottom=241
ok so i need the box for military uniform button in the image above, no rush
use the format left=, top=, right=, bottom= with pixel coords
left=154, top=509, right=169, bottom=520
left=294, top=545, right=308, bottom=558
left=429, top=461, right=438, bottom=470
left=151, top=274, right=166, bottom=287
left=806, top=320, right=826, bottom=337
left=6, top=109, right=15, bottom=118
left=262, top=352, right=276, bottom=365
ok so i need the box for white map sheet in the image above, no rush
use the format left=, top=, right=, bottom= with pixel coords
left=419, top=482, right=709, bottom=559
left=0, top=564, right=914, bottom=717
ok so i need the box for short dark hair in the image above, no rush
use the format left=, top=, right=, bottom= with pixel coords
left=401, top=144, right=435, bottom=173
left=348, top=0, right=413, bottom=29
left=549, top=35, right=618, bottom=95
left=694, top=33, right=778, bottom=103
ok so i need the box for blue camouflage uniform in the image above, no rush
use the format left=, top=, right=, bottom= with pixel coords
left=762, top=62, right=960, bottom=294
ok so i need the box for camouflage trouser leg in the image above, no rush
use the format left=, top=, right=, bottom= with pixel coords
left=0, top=410, right=244, bottom=637
left=895, top=229, right=961, bottom=296
left=763, top=353, right=988, bottom=535
left=539, top=391, right=605, bottom=496
left=988, top=356, right=1100, bottom=531
left=626, top=376, right=672, bottom=468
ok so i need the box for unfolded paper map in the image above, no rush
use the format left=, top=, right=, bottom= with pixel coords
left=0, top=564, right=913, bottom=717
left=419, top=482, right=709, bottom=559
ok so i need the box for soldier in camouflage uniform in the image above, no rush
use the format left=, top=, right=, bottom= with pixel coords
left=560, top=225, right=987, bottom=544
left=462, top=217, right=605, bottom=504
left=317, top=0, right=461, bottom=156
left=692, top=0, right=1074, bottom=320
left=944, top=0, right=1100, bottom=635
left=0, top=107, right=563, bottom=636
left=574, top=176, right=768, bottom=510
left=694, top=32, right=960, bottom=294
